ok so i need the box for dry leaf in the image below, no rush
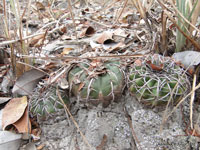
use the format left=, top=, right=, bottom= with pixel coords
left=79, top=26, right=95, bottom=38
left=103, top=41, right=125, bottom=52
left=61, top=35, right=72, bottom=40
left=96, top=31, right=113, bottom=44
left=2, top=96, right=27, bottom=130
left=61, top=48, right=74, bottom=55
left=146, top=60, right=164, bottom=71
left=29, top=34, right=45, bottom=47
left=36, top=2, right=45, bottom=11
left=12, top=69, right=45, bottom=95
left=13, top=107, right=31, bottom=133
left=172, top=51, right=200, bottom=68
left=16, top=62, right=26, bottom=78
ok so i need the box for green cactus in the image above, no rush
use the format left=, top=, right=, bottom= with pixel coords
left=68, top=59, right=125, bottom=107
left=128, top=54, right=190, bottom=106
left=31, top=85, right=69, bottom=116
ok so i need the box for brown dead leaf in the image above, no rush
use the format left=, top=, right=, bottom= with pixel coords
left=79, top=26, right=95, bottom=38
left=16, top=62, right=25, bottom=78
left=113, top=28, right=127, bottom=37
left=29, top=34, right=45, bottom=47
left=105, top=42, right=125, bottom=52
left=13, top=107, right=31, bottom=133
left=2, top=96, right=28, bottom=130
left=36, top=2, right=45, bottom=11
left=96, top=31, right=113, bottom=44
left=61, top=48, right=74, bottom=55
left=146, top=60, right=164, bottom=71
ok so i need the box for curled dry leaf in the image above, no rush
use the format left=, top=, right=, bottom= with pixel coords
left=2, top=96, right=27, bottom=130
left=79, top=26, right=95, bottom=38
left=103, top=42, right=125, bottom=52
left=146, top=60, right=164, bottom=71
left=96, top=31, right=113, bottom=44
left=13, top=107, right=31, bottom=133
left=12, top=69, right=45, bottom=95
left=29, top=34, right=45, bottom=47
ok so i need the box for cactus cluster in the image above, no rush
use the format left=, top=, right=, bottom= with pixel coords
left=30, top=85, right=69, bottom=116
left=30, top=54, right=191, bottom=116
left=128, top=54, right=190, bottom=106
left=68, top=59, right=125, bottom=107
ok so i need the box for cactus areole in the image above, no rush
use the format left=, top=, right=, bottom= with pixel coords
left=128, top=54, right=190, bottom=106
left=68, top=59, right=125, bottom=107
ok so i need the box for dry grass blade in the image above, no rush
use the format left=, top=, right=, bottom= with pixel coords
left=161, top=11, right=167, bottom=54
left=131, top=0, right=146, bottom=20
left=3, top=0, right=16, bottom=75
left=189, top=1, right=200, bottom=33
left=130, top=0, right=152, bottom=35
left=158, top=0, right=200, bottom=33
left=115, top=0, right=128, bottom=23
left=164, top=82, right=200, bottom=124
left=190, top=72, right=196, bottom=129
left=124, top=107, right=142, bottom=150
left=67, top=0, right=77, bottom=39
left=164, top=10, right=200, bottom=50
left=56, top=87, right=93, bottom=149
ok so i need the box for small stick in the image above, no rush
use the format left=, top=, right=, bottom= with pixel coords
left=56, top=87, right=93, bottom=149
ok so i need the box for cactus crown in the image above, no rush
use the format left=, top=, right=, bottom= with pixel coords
left=68, top=59, right=125, bottom=107
left=31, top=85, right=69, bottom=117
left=128, top=54, right=190, bottom=106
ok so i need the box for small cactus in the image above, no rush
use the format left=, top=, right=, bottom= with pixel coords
left=128, top=54, right=190, bottom=106
left=30, top=85, right=69, bottom=116
left=67, top=59, right=125, bottom=107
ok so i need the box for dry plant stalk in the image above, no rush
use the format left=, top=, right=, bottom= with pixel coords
left=67, top=0, right=77, bottom=39
left=56, top=87, right=93, bottom=149
left=161, top=11, right=167, bottom=53
left=189, top=1, right=200, bottom=35
left=115, top=0, right=128, bottom=23
left=190, top=73, right=196, bottom=129
left=3, top=0, right=16, bottom=75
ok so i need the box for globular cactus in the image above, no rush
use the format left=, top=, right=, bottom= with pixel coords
left=68, top=59, right=125, bottom=107
left=31, top=85, right=69, bottom=116
left=128, top=54, right=190, bottom=106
